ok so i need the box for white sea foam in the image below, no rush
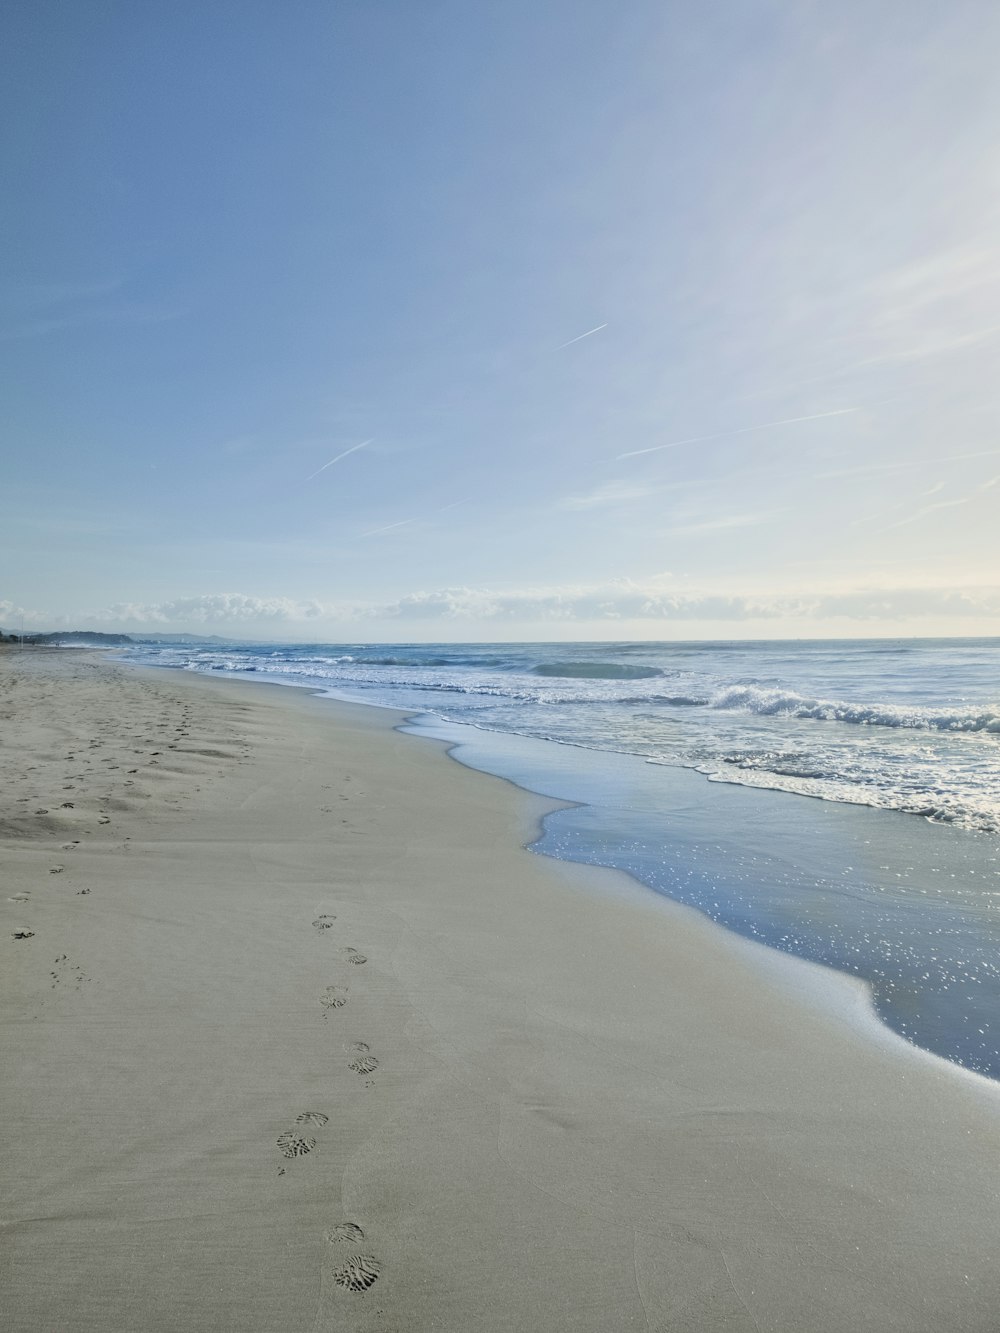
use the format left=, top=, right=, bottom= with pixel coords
left=121, top=636, right=1000, bottom=1077
left=122, top=637, right=1000, bottom=834
left=708, top=683, right=1000, bottom=732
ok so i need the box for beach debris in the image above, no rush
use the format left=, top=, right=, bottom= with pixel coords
left=276, top=1131, right=315, bottom=1159
left=331, top=1255, right=381, bottom=1293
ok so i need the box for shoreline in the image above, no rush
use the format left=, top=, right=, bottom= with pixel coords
left=406, top=714, right=1000, bottom=1097
left=117, top=653, right=1000, bottom=1090
left=118, top=654, right=1000, bottom=1096
left=5, top=649, right=1000, bottom=1331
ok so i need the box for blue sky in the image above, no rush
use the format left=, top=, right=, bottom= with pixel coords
left=3, top=0, right=999, bottom=640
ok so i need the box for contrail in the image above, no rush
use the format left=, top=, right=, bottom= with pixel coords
left=304, top=438, right=372, bottom=481
left=617, top=408, right=859, bottom=460
left=362, top=499, right=471, bottom=537
left=361, top=517, right=417, bottom=538
left=555, top=322, right=608, bottom=350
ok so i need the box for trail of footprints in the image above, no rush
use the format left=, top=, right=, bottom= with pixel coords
left=272, top=904, right=386, bottom=1295
left=6, top=673, right=245, bottom=946
left=323, top=1223, right=382, bottom=1296
left=50, top=954, right=89, bottom=989
left=326, top=1231, right=382, bottom=1293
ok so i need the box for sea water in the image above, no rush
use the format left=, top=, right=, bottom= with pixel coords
left=125, top=638, right=1000, bottom=1077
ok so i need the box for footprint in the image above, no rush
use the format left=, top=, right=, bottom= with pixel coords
left=296, top=1111, right=329, bottom=1127
left=312, top=915, right=336, bottom=931
left=50, top=955, right=88, bottom=989
left=76, top=888, right=91, bottom=896
left=49, top=866, right=64, bottom=874
left=325, top=1222, right=365, bottom=1245
left=339, top=948, right=367, bottom=965
left=11, top=928, right=35, bottom=940
left=97, top=816, right=110, bottom=825
left=276, top=1131, right=316, bottom=1158
left=348, top=1054, right=379, bottom=1076
left=320, top=985, right=349, bottom=1010
left=331, top=1255, right=381, bottom=1293
left=8, top=893, right=29, bottom=904
left=344, top=1041, right=370, bottom=1054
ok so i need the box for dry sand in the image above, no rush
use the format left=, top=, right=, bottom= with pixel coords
left=3, top=648, right=1000, bottom=1332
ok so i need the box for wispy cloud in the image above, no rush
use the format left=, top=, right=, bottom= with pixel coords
left=885, top=497, right=972, bottom=531
left=360, top=517, right=418, bottom=538
left=617, top=408, right=859, bottom=460
left=556, top=480, right=656, bottom=511
left=1, top=277, right=125, bottom=310
left=0, top=303, right=185, bottom=340
left=555, top=322, right=608, bottom=350
left=831, top=242, right=1000, bottom=373
left=669, top=510, right=782, bottom=537
left=0, top=274, right=185, bottom=339
left=363, top=496, right=473, bottom=535
left=877, top=467, right=1000, bottom=531
left=304, top=439, right=372, bottom=482
left=817, top=447, right=1000, bottom=481
left=855, top=322, right=1000, bottom=368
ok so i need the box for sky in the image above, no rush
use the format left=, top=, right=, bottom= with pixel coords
left=2, top=0, right=999, bottom=642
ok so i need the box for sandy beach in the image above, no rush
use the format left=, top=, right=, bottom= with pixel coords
left=3, top=648, right=1000, bottom=1333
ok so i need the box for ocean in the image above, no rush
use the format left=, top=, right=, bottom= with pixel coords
left=124, top=638, right=1000, bottom=1078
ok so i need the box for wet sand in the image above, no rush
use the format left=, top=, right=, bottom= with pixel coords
left=3, top=648, right=1000, bottom=1332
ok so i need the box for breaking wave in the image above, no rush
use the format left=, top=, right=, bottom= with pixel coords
left=708, top=684, right=1000, bottom=733
left=532, top=661, right=664, bottom=680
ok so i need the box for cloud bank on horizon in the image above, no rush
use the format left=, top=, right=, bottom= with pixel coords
left=2, top=1, right=998, bottom=640
left=5, top=580, right=1000, bottom=642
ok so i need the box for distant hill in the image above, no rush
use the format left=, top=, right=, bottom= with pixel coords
left=0, top=630, right=237, bottom=647
left=0, top=631, right=135, bottom=646
left=134, top=633, right=235, bottom=644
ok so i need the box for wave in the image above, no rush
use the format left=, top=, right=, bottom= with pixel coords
left=350, top=656, right=420, bottom=666
left=708, top=684, right=1000, bottom=733
left=532, top=661, right=664, bottom=680
left=349, top=655, right=510, bottom=668
left=644, top=693, right=708, bottom=706
left=719, top=749, right=830, bottom=780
